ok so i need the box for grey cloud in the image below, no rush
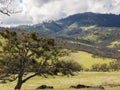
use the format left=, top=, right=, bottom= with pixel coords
left=0, top=0, right=120, bottom=26
left=23, top=0, right=89, bottom=24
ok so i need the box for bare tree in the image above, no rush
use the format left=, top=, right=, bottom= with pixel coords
left=0, top=0, right=19, bottom=16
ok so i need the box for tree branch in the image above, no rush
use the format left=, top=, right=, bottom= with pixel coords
left=0, top=10, right=10, bottom=16
left=22, top=73, right=37, bottom=83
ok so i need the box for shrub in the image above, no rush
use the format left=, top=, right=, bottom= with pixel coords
left=54, top=60, right=83, bottom=75
left=99, top=63, right=109, bottom=72
left=91, top=63, right=110, bottom=72
left=109, top=61, right=120, bottom=71
left=91, top=63, right=101, bottom=72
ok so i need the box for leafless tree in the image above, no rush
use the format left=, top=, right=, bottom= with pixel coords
left=0, top=0, right=19, bottom=16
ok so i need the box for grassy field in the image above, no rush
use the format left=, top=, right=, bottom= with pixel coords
left=0, top=51, right=118, bottom=90
left=0, top=36, right=117, bottom=90
left=0, top=72, right=120, bottom=90
left=61, top=51, right=113, bottom=69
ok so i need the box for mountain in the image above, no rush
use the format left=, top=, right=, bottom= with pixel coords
left=18, top=12, right=120, bottom=36
left=57, top=12, right=120, bottom=27
left=17, top=12, right=120, bottom=59
left=17, top=12, right=120, bottom=48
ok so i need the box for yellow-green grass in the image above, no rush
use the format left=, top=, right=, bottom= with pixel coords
left=107, top=41, right=120, bottom=48
left=1, top=72, right=120, bottom=90
left=68, top=41, right=92, bottom=47
left=84, top=34, right=98, bottom=42
left=68, top=23, right=78, bottom=30
left=0, top=35, right=117, bottom=90
left=81, top=25, right=96, bottom=31
left=61, top=51, right=113, bottom=69
left=0, top=36, right=5, bottom=51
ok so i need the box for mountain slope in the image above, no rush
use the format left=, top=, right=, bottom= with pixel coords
left=18, top=12, right=120, bottom=36
left=18, top=12, right=120, bottom=51
left=2, top=12, right=120, bottom=59
left=57, top=12, right=120, bottom=27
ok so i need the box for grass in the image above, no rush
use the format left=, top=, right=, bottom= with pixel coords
left=81, top=25, right=96, bottom=31
left=0, top=50, right=116, bottom=90
left=0, top=72, right=120, bottom=90
left=84, top=34, right=98, bottom=42
left=0, top=51, right=118, bottom=90
left=0, top=50, right=115, bottom=90
left=0, top=35, right=118, bottom=90
left=61, top=51, right=113, bottom=69
left=107, top=41, right=120, bottom=48
left=68, top=23, right=78, bottom=30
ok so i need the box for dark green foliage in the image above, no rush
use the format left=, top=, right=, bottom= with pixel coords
left=54, top=60, right=83, bottom=76
left=109, top=61, right=120, bottom=71
left=91, top=61, right=120, bottom=72
left=91, top=63, right=101, bottom=72
left=99, top=64, right=109, bottom=72
left=0, top=30, right=68, bottom=89
left=91, top=63, right=109, bottom=72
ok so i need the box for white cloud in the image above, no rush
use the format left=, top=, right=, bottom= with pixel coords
left=22, top=0, right=89, bottom=24
left=0, top=0, right=120, bottom=25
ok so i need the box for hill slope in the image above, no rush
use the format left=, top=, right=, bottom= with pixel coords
left=18, top=12, right=120, bottom=35
left=16, top=13, right=120, bottom=59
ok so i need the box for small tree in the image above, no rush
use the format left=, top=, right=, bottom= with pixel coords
left=54, top=60, right=83, bottom=76
left=91, top=63, right=110, bottom=72
left=109, top=61, right=120, bottom=71
left=99, top=63, right=109, bottom=72
left=91, top=63, right=101, bottom=72
left=0, top=30, right=68, bottom=89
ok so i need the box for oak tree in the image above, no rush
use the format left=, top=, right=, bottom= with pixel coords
left=0, top=30, right=64, bottom=89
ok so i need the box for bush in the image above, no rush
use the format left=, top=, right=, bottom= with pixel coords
left=91, top=63, right=110, bottom=72
left=99, top=63, right=109, bottom=72
left=109, top=61, right=120, bottom=71
left=91, top=63, right=101, bottom=72
left=54, top=60, right=83, bottom=75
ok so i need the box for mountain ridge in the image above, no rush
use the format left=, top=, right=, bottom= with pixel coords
left=1, top=12, right=120, bottom=59
left=17, top=12, right=120, bottom=36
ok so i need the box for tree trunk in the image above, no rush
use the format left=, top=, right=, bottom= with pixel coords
left=14, top=66, right=24, bottom=90
left=14, top=75, right=23, bottom=90
left=15, top=58, right=25, bottom=90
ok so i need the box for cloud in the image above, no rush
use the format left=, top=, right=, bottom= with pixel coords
left=0, top=0, right=120, bottom=26
left=22, top=0, right=89, bottom=24
left=88, top=0, right=120, bottom=14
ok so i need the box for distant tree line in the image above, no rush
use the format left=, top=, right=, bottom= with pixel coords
left=87, top=61, right=120, bottom=72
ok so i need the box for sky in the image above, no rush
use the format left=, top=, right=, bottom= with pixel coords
left=0, top=0, right=120, bottom=26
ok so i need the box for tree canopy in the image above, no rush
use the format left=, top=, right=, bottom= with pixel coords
left=0, top=30, right=66, bottom=89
